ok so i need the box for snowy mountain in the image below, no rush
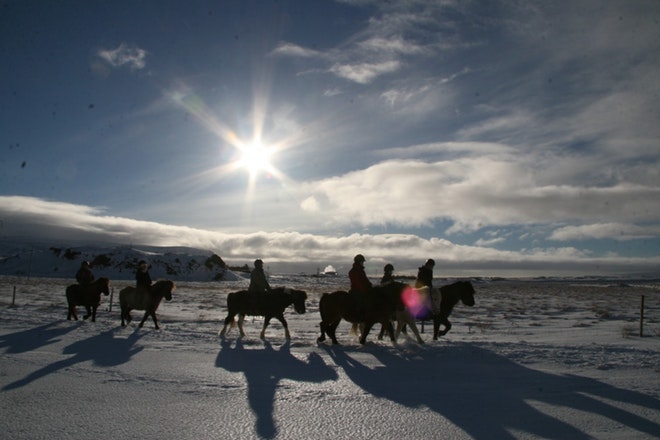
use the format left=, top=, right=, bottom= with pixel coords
left=0, top=242, right=246, bottom=282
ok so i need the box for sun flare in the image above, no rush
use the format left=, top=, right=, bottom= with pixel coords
left=238, top=140, right=274, bottom=176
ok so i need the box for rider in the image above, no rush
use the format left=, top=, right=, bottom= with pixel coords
left=349, top=254, right=372, bottom=294
left=415, top=259, right=435, bottom=290
left=348, top=254, right=372, bottom=319
left=136, top=260, right=153, bottom=293
left=248, top=259, right=272, bottom=312
left=249, top=259, right=272, bottom=294
left=76, top=261, right=94, bottom=287
left=380, top=263, right=395, bottom=285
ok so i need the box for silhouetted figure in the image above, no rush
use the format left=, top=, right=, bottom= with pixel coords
left=76, top=261, right=94, bottom=286
left=135, top=260, right=152, bottom=292
left=381, top=263, right=395, bottom=285
left=415, top=258, right=435, bottom=289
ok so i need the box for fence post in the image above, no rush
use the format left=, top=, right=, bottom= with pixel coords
left=12, top=286, right=16, bottom=307
left=639, top=295, right=645, bottom=337
left=108, top=287, right=114, bottom=312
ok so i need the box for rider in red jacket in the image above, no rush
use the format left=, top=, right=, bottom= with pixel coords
left=349, top=254, right=372, bottom=294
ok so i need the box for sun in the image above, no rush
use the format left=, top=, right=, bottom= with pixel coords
left=237, top=140, right=274, bottom=177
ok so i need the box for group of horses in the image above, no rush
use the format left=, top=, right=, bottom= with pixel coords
left=65, top=278, right=174, bottom=329
left=220, top=280, right=476, bottom=345
left=65, top=276, right=475, bottom=344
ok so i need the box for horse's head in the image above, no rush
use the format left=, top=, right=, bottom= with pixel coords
left=291, top=289, right=307, bottom=314
left=459, top=281, right=476, bottom=306
left=100, top=277, right=110, bottom=296
left=155, top=280, right=175, bottom=301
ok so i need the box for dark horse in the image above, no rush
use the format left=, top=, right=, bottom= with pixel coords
left=119, top=280, right=174, bottom=329
left=66, top=277, right=111, bottom=322
left=397, top=281, right=476, bottom=341
left=219, top=287, right=307, bottom=340
left=317, top=282, right=408, bottom=345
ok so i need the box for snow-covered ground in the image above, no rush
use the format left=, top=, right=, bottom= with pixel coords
left=1, top=275, right=659, bottom=439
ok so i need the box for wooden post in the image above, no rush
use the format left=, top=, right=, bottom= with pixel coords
left=108, top=287, right=114, bottom=312
left=12, top=286, right=16, bottom=307
left=639, top=295, right=645, bottom=337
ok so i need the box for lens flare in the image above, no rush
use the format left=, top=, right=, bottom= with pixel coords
left=401, top=286, right=431, bottom=318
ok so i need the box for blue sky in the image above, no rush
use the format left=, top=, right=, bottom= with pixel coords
left=1, top=0, right=659, bottom=277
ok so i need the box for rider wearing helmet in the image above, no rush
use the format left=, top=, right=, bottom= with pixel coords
left=249, top=259, right=272, bottom=294
left=381, top=263, right=395, bottom=285
left=415, top=258, right=435, bottom=289
left=349, top=254, right=372, bottom=294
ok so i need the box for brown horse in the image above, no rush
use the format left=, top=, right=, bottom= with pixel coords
left=66, top=277, right=110, bottom=322
left=119, top=280, right=174, bottom=329
left=396, top=281, right=476, bottom=341
left=219, top=287, right=307, bottom=340
left=317, top=282, right=408, bottom=345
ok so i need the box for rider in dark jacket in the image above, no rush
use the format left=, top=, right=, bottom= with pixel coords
left=76, top=261, right=94, bottom=286
left=136, top=260, right=153, bottom=291
left=415, top=259, right=435, bottom=289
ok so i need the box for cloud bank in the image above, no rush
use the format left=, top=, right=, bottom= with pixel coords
left=2, top=196, right=657, bottom=277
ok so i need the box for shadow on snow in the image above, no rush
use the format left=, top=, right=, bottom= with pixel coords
left=2, top=323, right=143, bottom=391
left=215, top=338, right=338, bottom=439
left=323, top=344, right=660, bottom=440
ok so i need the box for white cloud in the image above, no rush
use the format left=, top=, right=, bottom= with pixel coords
left=3, top=196, right=657, bottom=276
left=329, top=60, right=401, bottom=84
left=297, top=157, right=660, bottom=233
left=549, top=223, right=660, bottom=242
left=97, top=43, right=148, bottom=70
left=271, top=42, right=322, bottom=58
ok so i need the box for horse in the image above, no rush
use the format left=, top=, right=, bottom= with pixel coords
left=119, top=280, right=174, bottom=329
left=66, top=277, right=111, bottom=322
left=395, top=280, right=475, bottom=341
left=219, top=287, right=308, bottom=340
left=317, top=282, right=408, bottom=345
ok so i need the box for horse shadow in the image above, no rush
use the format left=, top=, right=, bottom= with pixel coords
left=2, top=328, right=143, bottom=391
left=215, top=339, right=338, bottom=439
left=324, top=344, right=660, bottom=439
left=0, top=321, right=78, bottom=354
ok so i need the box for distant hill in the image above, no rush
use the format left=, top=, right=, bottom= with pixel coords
left=0, top=242, right=246, bottom=282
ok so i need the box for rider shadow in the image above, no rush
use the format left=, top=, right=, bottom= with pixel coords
left=2, top=328, right=143, bottom=392
left=215, top=339, right=338, bottom=439
left=324, top=344, right=660, bottom=439
left=0, top=321, right=78, bottom=354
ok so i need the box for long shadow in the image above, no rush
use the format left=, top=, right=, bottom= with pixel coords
left=215, top=339, right=338, bottom=439
left=0, top=321, right=78, bottom=354
left=2, top=328, right=143, bottom=391
left=324, top=344, right=660, bottom=439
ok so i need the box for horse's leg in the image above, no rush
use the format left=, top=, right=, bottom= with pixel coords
left=237, top=314, right=246, bottom=337
left=359, top=321, right=375, bottom=344
left=432, top=316, right=451, bottom=339
left=219, top=315, right=233, bottom=336
left=384, top=320, right=397, bottom=345
left=327, top=320, right=341, bottom=345
left=150, top=309, right=160, bottom=329
left=439, top=316, right=451, bottom=336
left=317, top=321, right=327, bottom=343
left=91, top=305, right=97, bottom=322
left=274, top=314, right=290, bottom=340
left=67, top=304, right=77, bottom=320
left=139, top=309, right=156, bottom=329
left=83, top=305, right=92, bottom=320
left=260, top=315, right=274, bottom=340
left=405, top=315, right=424, bottom=344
